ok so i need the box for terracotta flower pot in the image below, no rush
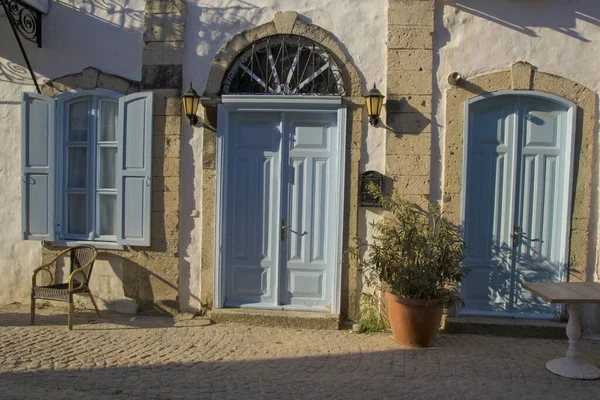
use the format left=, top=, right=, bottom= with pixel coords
left=384, top=291, right=443, bottom=348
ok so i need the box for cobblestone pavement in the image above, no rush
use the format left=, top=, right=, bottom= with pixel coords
left=1, top=304, right=599, bottom=400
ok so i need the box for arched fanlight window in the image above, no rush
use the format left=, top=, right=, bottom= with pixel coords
left=221, top=35, right=346, bottom=96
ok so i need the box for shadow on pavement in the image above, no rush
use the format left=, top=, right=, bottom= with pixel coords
left=0, top=304, right=211, bottom=330
left=0, top=348, right=599, bottom=399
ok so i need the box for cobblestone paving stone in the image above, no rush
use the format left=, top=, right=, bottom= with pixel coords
left=1, top=304, right=599, bottom=399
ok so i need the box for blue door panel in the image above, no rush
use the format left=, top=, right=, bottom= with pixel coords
left=225, top=113, right=281, bottom=306
left=461, top=95, right=571, bottom=318
left=281, top=112, right=338, bottom=309
left=223, top=110, right=340, bottom=310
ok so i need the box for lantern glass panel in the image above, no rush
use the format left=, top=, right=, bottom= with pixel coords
left=192, top=96, right=199, bottom=114
left=374, top=96, right=383, bottom=116
left=366, top=97, right=374, bottom=116
left=183, top=96, right=193, bottom=115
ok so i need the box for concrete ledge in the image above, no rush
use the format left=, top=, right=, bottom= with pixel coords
left=209, top=308, right=340, bottom=330
left=444, top=316, right=567, bottom=339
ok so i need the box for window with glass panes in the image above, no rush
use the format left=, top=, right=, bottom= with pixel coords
left=22, top=90, right=153, bottom=247
left=62, top=96, right=118, bottom=241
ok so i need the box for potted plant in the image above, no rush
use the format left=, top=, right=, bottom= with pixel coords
left=356, top=186, right=468, bottom=347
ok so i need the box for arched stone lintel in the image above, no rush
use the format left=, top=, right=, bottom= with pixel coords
left=443, top=61, right=598, bottom=283
left=40, top=67, right=141, bottom=96
left=202, top=12, right=362, bottom=98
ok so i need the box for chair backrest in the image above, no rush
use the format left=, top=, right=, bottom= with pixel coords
left=69, top=246, right=98, bottom=286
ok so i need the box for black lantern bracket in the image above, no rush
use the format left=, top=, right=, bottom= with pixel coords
left=359, top=171, right=385, bottom=207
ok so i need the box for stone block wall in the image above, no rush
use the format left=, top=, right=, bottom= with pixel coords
left=386, top=0, right=434, bottom=204
left=137, top=0, right=186, bottom=313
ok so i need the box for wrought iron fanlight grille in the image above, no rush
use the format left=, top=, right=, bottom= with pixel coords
left=221, top=35, right=346, bottom=96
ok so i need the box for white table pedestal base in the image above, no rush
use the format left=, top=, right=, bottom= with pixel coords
left=546, top=357, right=600, bottom=380
left=546, top=303, right=600, bottom=380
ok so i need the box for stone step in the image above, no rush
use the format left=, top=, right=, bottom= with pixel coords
left=444, top=316, right=567, bottom=339
left=209, top=308, right=340, bottom=330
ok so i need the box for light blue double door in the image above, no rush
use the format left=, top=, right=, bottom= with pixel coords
left=223, top=110, right=340, bottom=311
left=460, top=93, right=575, bottom=318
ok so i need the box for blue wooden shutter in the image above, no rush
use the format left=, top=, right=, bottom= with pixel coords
left=117, top=92, right=153, bottom=246
left=21, top=92, right=55, bottom=241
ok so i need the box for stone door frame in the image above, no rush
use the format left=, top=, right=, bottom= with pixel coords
left=443, top=62, right=598, bottom=289
left=199, top=12, right=365, bottom=319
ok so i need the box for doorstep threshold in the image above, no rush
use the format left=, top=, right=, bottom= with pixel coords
left=444, top=316, right=566, bottom=339
left=209, top=307, right=340, bottom=330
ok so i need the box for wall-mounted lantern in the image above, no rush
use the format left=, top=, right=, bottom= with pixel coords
left=182, top=82, right=200, bottom=126
left=364, top=83, right=385, bottom=126
left=359, top=170, right=385, bottom=207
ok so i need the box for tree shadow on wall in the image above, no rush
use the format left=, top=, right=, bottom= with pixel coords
left=186, top=1, right=367, bottom=94
left=0, top=0, right=144, bottom=86
left=443, top=0, right=600, bottom=41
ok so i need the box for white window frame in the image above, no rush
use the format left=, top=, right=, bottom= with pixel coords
left=54, top=89, right=124, bottom=248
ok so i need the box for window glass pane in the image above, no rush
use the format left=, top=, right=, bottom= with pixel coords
left=99, top=195, right=116, bottom=236
left=100, top=101, right=118, bottom=142
left=67, top=194, right=87, bottom=235
left=68, top=147, right=87, bottom=188
left=68, top=101, right=89, bottom=142
left=99, top=147, right=117, bottom=189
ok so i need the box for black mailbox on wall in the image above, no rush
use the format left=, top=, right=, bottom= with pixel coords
left=359, top=171, right=384, bottom=207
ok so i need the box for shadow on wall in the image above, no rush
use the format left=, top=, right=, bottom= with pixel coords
left=38, top=250, right=181, bottom=315
left=0, top=61, right=31, bottom=85
left=185, top=1, right=367, bottom=95
left=0, top=0, right=143, bottom=84
left=99, top=253, right=180, bottom=315
left=185, top=1, right=257, bottom=91
left=443, top=0, right=600, bottom=42
left=177, top=1, right=256, bottom=312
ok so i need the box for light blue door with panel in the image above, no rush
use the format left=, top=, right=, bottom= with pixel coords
left=223, top=110, right=340, bottom=311
left=460, top=93, right=574, bottom=318
left=280, top=112, right=338, bottom=309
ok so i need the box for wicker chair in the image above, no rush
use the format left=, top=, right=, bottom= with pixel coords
left=31, top=245, right=101, bottom=330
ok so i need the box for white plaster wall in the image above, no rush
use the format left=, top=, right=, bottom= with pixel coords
left=435, top=0, right=600, bottom=199
left=0, top=0, right=145, bottom=308
left=434, top=0, right=600, bottom=328
left=180, top=0, right=387, bottom=311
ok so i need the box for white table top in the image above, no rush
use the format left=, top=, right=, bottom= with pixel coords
left=522, top=282, right=600, bottom=304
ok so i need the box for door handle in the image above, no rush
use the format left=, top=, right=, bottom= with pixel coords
left=281, top=220, right=292, bottom=241
left=512, top=226, right=527, bottom=247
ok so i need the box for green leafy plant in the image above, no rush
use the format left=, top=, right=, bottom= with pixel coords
left=356, top=185, right=469, bottom=307
left=356, top=291, right=389, bottom=333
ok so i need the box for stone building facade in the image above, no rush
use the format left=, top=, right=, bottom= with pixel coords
left=1, top=0, right=600, bottom=330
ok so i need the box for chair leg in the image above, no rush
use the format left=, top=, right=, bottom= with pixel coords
left=30, top=295, right=35, bottom=325
left=88, top=289, right=102, bottom=318
left=68, top=294, right=74, bottom=330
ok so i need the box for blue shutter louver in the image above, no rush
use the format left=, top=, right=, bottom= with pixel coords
left=21, top=92, right=55, bottom=241
left=117, top=92, right=153, bottom=246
